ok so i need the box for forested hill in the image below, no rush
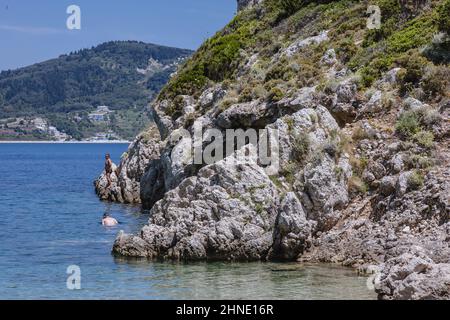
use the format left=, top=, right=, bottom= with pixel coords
left=0, top=41, right=192, bottom=140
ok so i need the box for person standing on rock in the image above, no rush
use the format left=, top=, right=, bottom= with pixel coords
left=105, top=153, right=113, bottom=188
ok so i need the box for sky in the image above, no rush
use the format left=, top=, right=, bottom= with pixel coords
left=0, top=0, right=237, bottom=71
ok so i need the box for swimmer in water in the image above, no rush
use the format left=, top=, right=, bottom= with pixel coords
left=102, top=213, right=118, bottom=227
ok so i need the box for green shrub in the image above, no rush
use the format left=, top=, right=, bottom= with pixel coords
left=396, top=111, right=421, bottom=138
left=252, top=85, right=268, bottom=100
left=359, top=67, right=377, bottom=88
left=413, top=131, right=434, bottom=148
left=395, top=50, right=428, bottom=85
left=280, top=0, right=305, bottom=16
left=219, top=97, right=238, bottom=112
left=421, top=64, right=450, bottom=98
left=160, top=12, right=257, bottom=100
left=386, top=14, right=436, bottom=54
left=204, top=33, right=243, bottom=81
left=292, top=132, right=311, bottom=163
left=267, top=87, right=284, bottom=102
left=350, top=155, right=368, bottom=177
left=437, top=0, right=450, bottom=34
left=405, top=154, right=434, bottom=169
left=280, top=161, right=298, bottom=185
left=407, top=171, right=424, bottom=190
left=265, top=59, right=294, bottom=81
left=238, top=87, right=254, bottom=103
left=336, top=38, right=358, bottom=63
left=296, top=58, right=323, bottom=87
left=354, top=3, right=440, bottom=87
left=423, top=32, right=450, bottom=64
left=264, top=0, right=305, bottom=24
left=377, top=0, right=402, bottom=19
left=421, top=108, right=441, bottom=127
left=160, top=64, right=208, bottom=100
left=165, top=95, right=187, bottom=119
left=348, top=175, right=368, bottom=194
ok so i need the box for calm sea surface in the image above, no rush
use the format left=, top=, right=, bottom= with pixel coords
left=0, top=143, right=376, bottom=299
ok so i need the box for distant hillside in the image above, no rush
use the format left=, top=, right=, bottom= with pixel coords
left=0, top=41, right=192, bottom=140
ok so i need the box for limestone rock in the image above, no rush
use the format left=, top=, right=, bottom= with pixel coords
left=216, top=100, right=271, bottom=129
left=321, top=49, right=337, bottom=66
left=94, top=125, right=161, bottom=204
left=94, top=163, right=123, bottom=202
left=303, top=154, right=350, bottom=231
left=282, top=31, right=329, bottom=58
left=269, top=192, right=313, bottom=260
left=377, top=246, right=450, bottom=300
left=237, top=0, right=262, bottom=11
left=114, top=146, right=282, bottom=261
left=403, top=97, right=430, bottom=112
left=380, top=176, right=397, bottom=196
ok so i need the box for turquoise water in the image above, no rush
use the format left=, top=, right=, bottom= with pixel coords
left=0, top=143, right=376, bottom=300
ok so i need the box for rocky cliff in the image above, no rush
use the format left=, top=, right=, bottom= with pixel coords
left=95, top=0, right=450, bottom=300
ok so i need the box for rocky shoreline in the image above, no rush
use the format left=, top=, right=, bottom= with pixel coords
left=95, top=0, right=449, bottom=300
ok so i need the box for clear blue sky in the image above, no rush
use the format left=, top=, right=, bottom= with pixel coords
left=0, top=0, right=237, bottom=71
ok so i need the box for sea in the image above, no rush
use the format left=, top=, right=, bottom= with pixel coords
left=0, top=143, right=376, bottom=299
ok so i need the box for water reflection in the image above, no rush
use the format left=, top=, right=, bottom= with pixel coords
left=112, top=258, right=376, bottom=300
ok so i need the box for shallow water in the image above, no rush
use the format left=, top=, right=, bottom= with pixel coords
left=0, top=143, right=376, bottom=299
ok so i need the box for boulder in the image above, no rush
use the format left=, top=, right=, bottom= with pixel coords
left=381, top=68, right=402, bottom=85
left=361, top=90, right=383, bottom=114
left=403, top=97, right=430, bottom=112
left=94, top=125, right=161, bottom=204
left=114, top=146, right=282, bottom=261
left=237, top=0, right=262, bottom=11
left=216, top=100, right=271, bottom=129
left=321, top=49, right=337, bottom=66
left=281, top=31, right=329, bottom=58
left=198, top=85, right=226, bottom=111
left=380, top=176, right=397, bottom=196
left=268, top=105, right=340, bottom=168
left=269, top=192, right=313, bottom=260
left=140, top=159, right=165, bottom=210
left=94, top=163, right=123, bottom=202
left=302, top=154, right=350, bottom=231
left=396, top=171, right=412, bottom=197
left=377, top=246, right=450, bottom=300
